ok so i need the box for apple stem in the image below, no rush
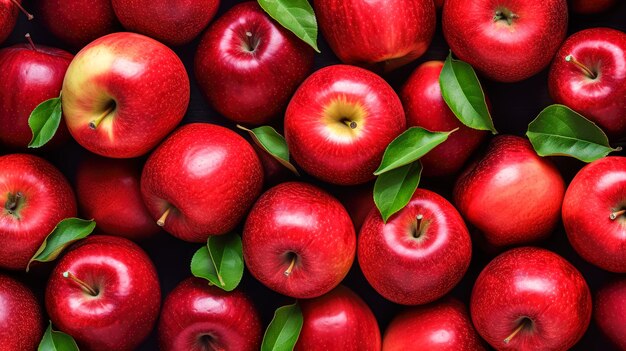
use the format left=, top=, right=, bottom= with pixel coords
left=504, top=319, right=529, bottom=344
left=565, top=55, right=597, bottom=79
left=9, top=0, right=33, bottom=20
left=156, top=207, right=171, bottom=227
left=342, top=119, right=357, bottom=129
left=283, top=256, right=296, bottom=276
left=412, top=214, right=424, bottom=238
left=24, top=33, right=37, bottom=51
left=89, top=103, right=116, bottom=130
left=610, top=209, right=626, bottom=220
left=62, top=271, right=98, bottom=296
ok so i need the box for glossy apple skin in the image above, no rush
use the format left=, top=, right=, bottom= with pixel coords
left=0, top=154, right=77, bottom=270
left=159, top=278, right=262, bottom=351
left=314, top=0, right=435, bottom=72
left=359, top=188, right=472, bottom=305
left=294, top=285, right=381, bottom=351
left=36, top=0, right=118, bottom=47
left=76, top=155, right=160, bottom=241
left=0, top=0, right=19, bottom=44
left=113, top=0, right=219, bottom=46
left=471, top=247, right=591, bottom=351
left=443, top=0, right=568, bottom=82
left=195, top=2, right=314, bottom=125
left=571, top=0, right=615, bottom=14
left=549, top=28, right=626, bottom=137
left=285, top=65, right=406, bottom=185
left=0, top=274, right=43, bottom=351
left=46, top=235, right=161, bottom=351
left=243, top=182, right=356, bottom=298
left=401, top=61, right=488, bottom=176
left=62, top=32, right=190, bottom=158
left=141, top=123, right=263, bottom=242
left=595, top=279, right=626, bottom=350
left=562, top=157, right=626, bottom=272
left=383, top=298, right=485, bottom=351
left=0, top=44, right=72, bottom=149
left=454, top=135, right=565, bottom=249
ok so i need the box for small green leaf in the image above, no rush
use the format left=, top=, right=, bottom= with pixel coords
left=257, top=0, right=319, bottom=52
left=28, top=97, right=62, bottom=148
left=190, top=232, right=244, bottom=292
left=374, top=127, right=457, bottom=175
left=237, top=125, right=299, bottom=175
left=374, top=161, right=423, bottom=223
left=439, top=52, right=496, bottom=134
left=27, top=218, right=96, bottom=272
left=261, top=303, right=303, bottom=351
left=526, top=104, right=621, bottom=162
left=38, top=321, right=79, bottom=351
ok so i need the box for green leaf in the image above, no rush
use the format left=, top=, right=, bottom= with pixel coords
left=190, top=232, right=244, bottom=292
left=439, top=52, right=496, bottom=134
left=374, top=127, right=457, bottom=175
left=28, top=97, right=62, bottom=148
left=374, top=161, right=423, bottom=223
left=526, top=104, right=621, bottom=162
left=27, top=218, right=96, bottom=272
left=261, top=303, right=303, bottom=351
left=237, top=125, right=299, bottom=176
left=38, top=321, right=79, bottom=351
left=257, top=0, right=319, bottom=52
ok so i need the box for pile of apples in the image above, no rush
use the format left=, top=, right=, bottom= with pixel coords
left=1, top=0, right=625, bottom=350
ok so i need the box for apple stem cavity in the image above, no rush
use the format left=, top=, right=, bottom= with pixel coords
left=242, top=31, right=260, bottom=53
left=284, top=255, right=297, bottom=276
left=4, top=192, right=23, bottom=215
left=62, top=271, right=98, bottom=296
left=504, top=318, right=530, bottom=344
left=10, top=0, right=33, bottom=20
left=89, top=103, right=116, bottom=130
left=610, top=209, right=626, bottom=220
left=565, top=55, right=597, bottom=79
left=493, top=9, right=518, bottom=25
left=156, top=207, right=171, bottom=227
left=412, top=214, right=425, bottom=238
left=24, top=33, right=37, bottom=51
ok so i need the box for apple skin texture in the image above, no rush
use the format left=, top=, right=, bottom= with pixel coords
left=158, top=278, right=262, bottom=351
left=471, top=247, right=592, bottom=351
left=549, top=27, right=626, bottom=137
left=359, top=188, right=472, bottom=305
left=243, top=182, right=356, bottom=298
left=0, top=274, right=43, bottom=351
left=46, top=235, right=161, bottom=351
left=0, top=0, right=20, bottom=44
left=595, top=279, right=626, bottom=350
left=0, top=154, right=77, bottom=270
left=443, top=0, right=568, bottom=82
left=141, top=123, right=263, bottom=242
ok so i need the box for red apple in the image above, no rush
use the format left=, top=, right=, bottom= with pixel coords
left=471, top=247, right=591, bottom=350
left=0, top=274, right=43, bottom=351
left=571, top=0, right=616, bottom=14
left=562, top=156, right=626, bottom=272
left=453, top=135, right=565, bottom=249
left=443, top=0, right=568, bottom=82
left=314, top=0, right=435, bottom=71
left=0, top=154, right=76, bottom=270
left=242, top=182, right=356, bottom=298
left=383, top=298, right=485, bottom=351
left=0, top=43, right=72, bottom=149
left=295, top=285, right=381, bottom=351
left=141, top=123, right=263, bottom=242
left=285, top=65, right=406, bottom=185
left=195, top=2, right=313, bottom=125
left=251, top=141, right=293, bottom=187
left=358, top=188, right=472, bottom=305
left=0, top=0, right=32, bottom=45
left=158, top=278, right=262, bottom=351
left=46, top=235, right=161, bottom=351
left=401, top=60, right=488, bottom=176
left=76, top=155, right=160, bottom=241
left=112, top=0, right=219, bottom=46
left=595, top=278, right=626, bottom=350
left=62, top=32, right=190, bottom=158
left=548, top=28, right=626, bottom=137
left=434, top=0, right=444, bottom=8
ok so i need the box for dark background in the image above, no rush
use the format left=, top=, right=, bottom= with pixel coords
left=3, top=0, right=626, bottom=350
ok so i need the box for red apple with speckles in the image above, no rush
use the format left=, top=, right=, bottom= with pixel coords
left=243, top=182, right=356, bottom=298
left=0, top=154, right=76, bottom=270
left=141, top=123, right=263, bottom=242
left=46, top=235, right=160, bottom=351
left=76, top=155, right=160, bottom=241
left=401, top=60, right=488, bottom=176
left=195, top=2, right=314, bottom=125
left=0, top=0, right=32, bottom=45
left=549, top=28, right=626, bottom=137
left=562, top=156, right=626, bottom=272
left=314, top=0, right=435, bottom=71
left=359, top=188, right=472, bottom=305
left=471, top=247, right=591, bottom=351
left=285, top=65, right=406, bottom=185
left=158, top=278, right=262, bottom=351
left=454, top=136, right=565, bottom=249
left=62, top=32, right=190, bottom=158
left=443, top=0, right=568, bottom=82
left=383, top=298, right=485, bottom=351
left=571, top=0, right=616, bottom=13
left=0, top=274, right=43, bottom=351
left=595, top=279, right=626, bottom=350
